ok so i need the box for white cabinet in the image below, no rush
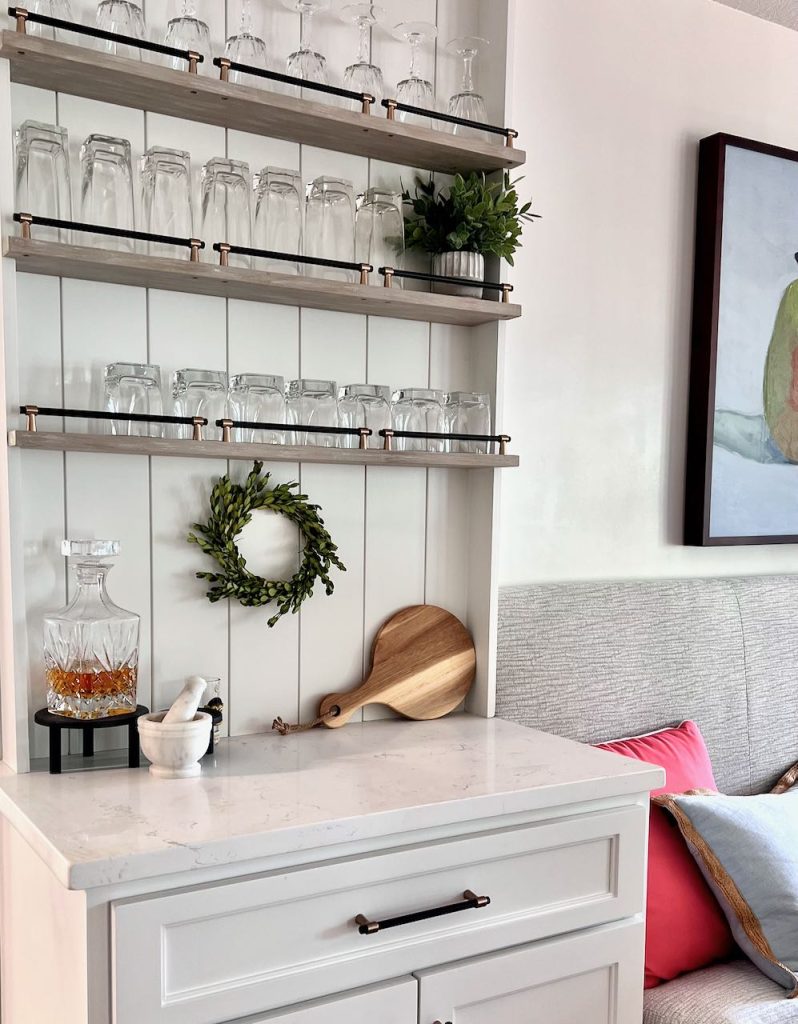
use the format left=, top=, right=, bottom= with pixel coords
left=415, top=921, right=646, bottom=1024
left=246, top=978, right=418, bottom=1024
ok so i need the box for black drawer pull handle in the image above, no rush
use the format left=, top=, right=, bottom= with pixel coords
left=355, top=889, right=490, bottom=936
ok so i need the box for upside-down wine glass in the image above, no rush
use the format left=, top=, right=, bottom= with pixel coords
left=281, top=0, right=330, bottom=88
left=224, top=0, right=269, bottom=85
left=446, top=36, right=490, bottom=141
left=340, top=3, right=385, bottom=110
left=164, top=0, right=211, bottom=74
left=394, top=21, right=437, bottom=128
left=95, top=0, right=146, bottom=60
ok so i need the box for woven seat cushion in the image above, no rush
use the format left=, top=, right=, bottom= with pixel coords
left=643, top=960, right=791, bottom=1024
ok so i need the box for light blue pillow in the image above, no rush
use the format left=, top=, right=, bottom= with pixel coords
left=656, top=790, right=798, bottom=996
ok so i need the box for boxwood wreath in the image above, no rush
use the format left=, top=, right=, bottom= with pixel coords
left=188, top=461, right=345, bottom=627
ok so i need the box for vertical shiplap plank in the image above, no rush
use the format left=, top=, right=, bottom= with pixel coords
left=297, top=310, right=366, bottom=720
left=148, top=290, right=229, bottom=719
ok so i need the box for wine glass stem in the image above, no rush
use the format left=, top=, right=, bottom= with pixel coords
left=300, top=10, right=314, bottom=53
left=240, top=0, right=252, bottom=33
left=462, top=53, right=475, bottom=93
left=409, top=35, right=420, bottom=79
left=358, top=20, right=370, bottom=64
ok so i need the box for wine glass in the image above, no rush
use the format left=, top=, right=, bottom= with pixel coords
left=95, top=0, right=145, bottom=60
left=394, top=21, right=437, bottom=128
left=446, top=36, right=490, bottom=140
left=224, top=0, right=269, bottom=84
left=164, top=0, right=211, bottom=74
left=340, top=3, right=385, bottom=110
left=281, top=0, right=331, bottom=88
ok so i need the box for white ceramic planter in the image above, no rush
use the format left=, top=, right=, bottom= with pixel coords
left=138, top=711, right=212, bottom=779
left=432, top=251, right=485, bottom=299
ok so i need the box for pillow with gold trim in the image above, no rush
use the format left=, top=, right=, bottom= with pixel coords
left=772, top=762, right=798, bottom=795
left=655, top=789, right=798, bottom=996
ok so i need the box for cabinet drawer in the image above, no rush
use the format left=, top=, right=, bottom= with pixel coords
left=113, top=806, right=646, bottom=1024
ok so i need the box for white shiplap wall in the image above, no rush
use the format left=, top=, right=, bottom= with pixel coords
left=4, top=0, right=510, bottom=767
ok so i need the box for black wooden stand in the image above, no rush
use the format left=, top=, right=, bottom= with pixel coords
left=34, top=706, right=149, bottom=774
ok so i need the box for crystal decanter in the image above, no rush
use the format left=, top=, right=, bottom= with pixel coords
left=43, top=540, right=140, bottom=719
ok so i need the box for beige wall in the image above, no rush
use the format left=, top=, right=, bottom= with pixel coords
left=500, top=0, right=798, bottom=584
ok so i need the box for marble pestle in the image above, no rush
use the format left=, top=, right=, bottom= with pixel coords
left=163, top=676, right=207, bottom=725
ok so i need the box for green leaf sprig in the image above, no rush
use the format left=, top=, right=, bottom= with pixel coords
left=402, top=172, right=539, bottom=266
left=188, top=461, right=345, bottom=628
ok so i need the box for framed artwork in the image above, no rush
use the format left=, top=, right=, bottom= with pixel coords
left=686, top=133, right=798, bottom=546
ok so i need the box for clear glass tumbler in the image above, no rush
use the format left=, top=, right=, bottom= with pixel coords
left=286, top=379, right=339, bottom=447
left=355, top=188, right=404, bottom=285
left=229, top=374, right=285, bottom=443
left=104, top=363, right=164, bottom=438
left=163, top=1, right=211, bottom=73
left=443, top=391, right=492, bottom=453
left=253, top=168, right=303, bottom=274
left=201, top=157, right=252, bottom=268
left=305, top=176, right=356, bottom=281
left=172, top=369, right=229, bottom=439
left=43, top=540, right=140, bottom=720
left=339, top=384, right=391, bottom=449
left=141, top=146, right=193, bottom=257
left=80, top=134, right=136, bottom=250
left=15, top=120, right=72, bottom=242
left=391, top=388, right=446, bottom=452
left=26, top=0, right=74, bottom=42
left=95, top=0, right=146, bottom=59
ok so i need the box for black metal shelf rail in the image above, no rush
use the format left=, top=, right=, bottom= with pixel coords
left=14, top=212, right=205, bottom=261
left=212, top=56, right=374, bottom=112
left=216, top=419, right=372, bottom=449
left=379, top=428, right=512, bottom=455
left=212, top=242, right=372, bottom=282
left=19, top=405, right=210, bottom=439
left=378, top=266, right=513, bottom=302
left=381, top=98, right=518, bottom=148
left=8, top=6, right=204, bottom=70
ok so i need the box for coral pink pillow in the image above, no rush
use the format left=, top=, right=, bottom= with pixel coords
left=597, top=721, right=736, bottom=988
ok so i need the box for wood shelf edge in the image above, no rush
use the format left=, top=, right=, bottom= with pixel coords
left=7, top=432, right=521, bottom=470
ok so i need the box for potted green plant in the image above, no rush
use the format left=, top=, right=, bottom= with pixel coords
left=402, top=172, right=538, bottom=298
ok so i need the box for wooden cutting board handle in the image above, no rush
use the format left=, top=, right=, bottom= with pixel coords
left=318, top=605, right=476, bottom=728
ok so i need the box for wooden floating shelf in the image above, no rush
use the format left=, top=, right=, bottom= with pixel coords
left=8, top=431, right=521, bottom=470
left=5, top=238, right=521, bottom=327
left=0, top=32, right=526, bottom=175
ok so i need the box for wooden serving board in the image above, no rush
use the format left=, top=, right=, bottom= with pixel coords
left=318, top=605, right=476, bottom=728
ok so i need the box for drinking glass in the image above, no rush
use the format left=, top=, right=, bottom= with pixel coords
left=253, top=167, right=303, bottom=274
left=15, top=121, right=72, bottom=242
left=224, top=0, right=269, bottom=84
left=141, top=146, right=193, bottom=258
left=305, top=176, right=356, bottom=281
left=391, top=388, right=445, bottom=453
left=25, top=0, right=74, bottom=42
left=229, top=374, right=285, bottom=443
left=201, top=158, right=252, bottom=268
left=281, top=0, right=331, bottom=88
left=95, top=0, right=146, bottom=59
left=172, top=369, right=229, bottom=439
left=340, top=3, right=385, bottom=110
left=80, top=134, right=136, bottom=251
left=355, top=188, right=404, bottom=286
left=394, top=21, right=437, bottom=128
left=339, top=384, right=391, bottom=449
left=104, top=363, right=164, bottom=438
left=443, top=391, right=492, bottom=454
left=286, top=379, right=338, bottom=447
left=164, top=0, right=211, bottom=74
left=446, top=37, right=490, bottom=141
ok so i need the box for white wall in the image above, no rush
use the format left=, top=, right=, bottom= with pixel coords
left=500, top=0, right=798, bottom=583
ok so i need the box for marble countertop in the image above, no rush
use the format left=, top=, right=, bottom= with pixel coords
left=0, top=717, right=663, bottom=890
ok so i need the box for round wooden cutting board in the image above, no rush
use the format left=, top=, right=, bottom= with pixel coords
left=318, top=605, right=476, bottom=728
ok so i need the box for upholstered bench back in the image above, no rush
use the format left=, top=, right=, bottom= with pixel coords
left=496, top=577, right=798, bottom=795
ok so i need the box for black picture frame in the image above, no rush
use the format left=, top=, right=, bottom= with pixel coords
left=686, top=132, right=798, bottom=546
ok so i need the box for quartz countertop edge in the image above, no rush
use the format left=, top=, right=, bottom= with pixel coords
left=0, top=718, right=665, bottom=891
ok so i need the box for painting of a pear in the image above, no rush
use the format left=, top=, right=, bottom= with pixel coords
left=687, top=133, right=798, bottom=544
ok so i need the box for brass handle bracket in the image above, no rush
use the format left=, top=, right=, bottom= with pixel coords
left=191, top=417, right=205, bottom=441
left=23, top=404, right=38, bottom=432
left=14, top=6, right=28, bottom=33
